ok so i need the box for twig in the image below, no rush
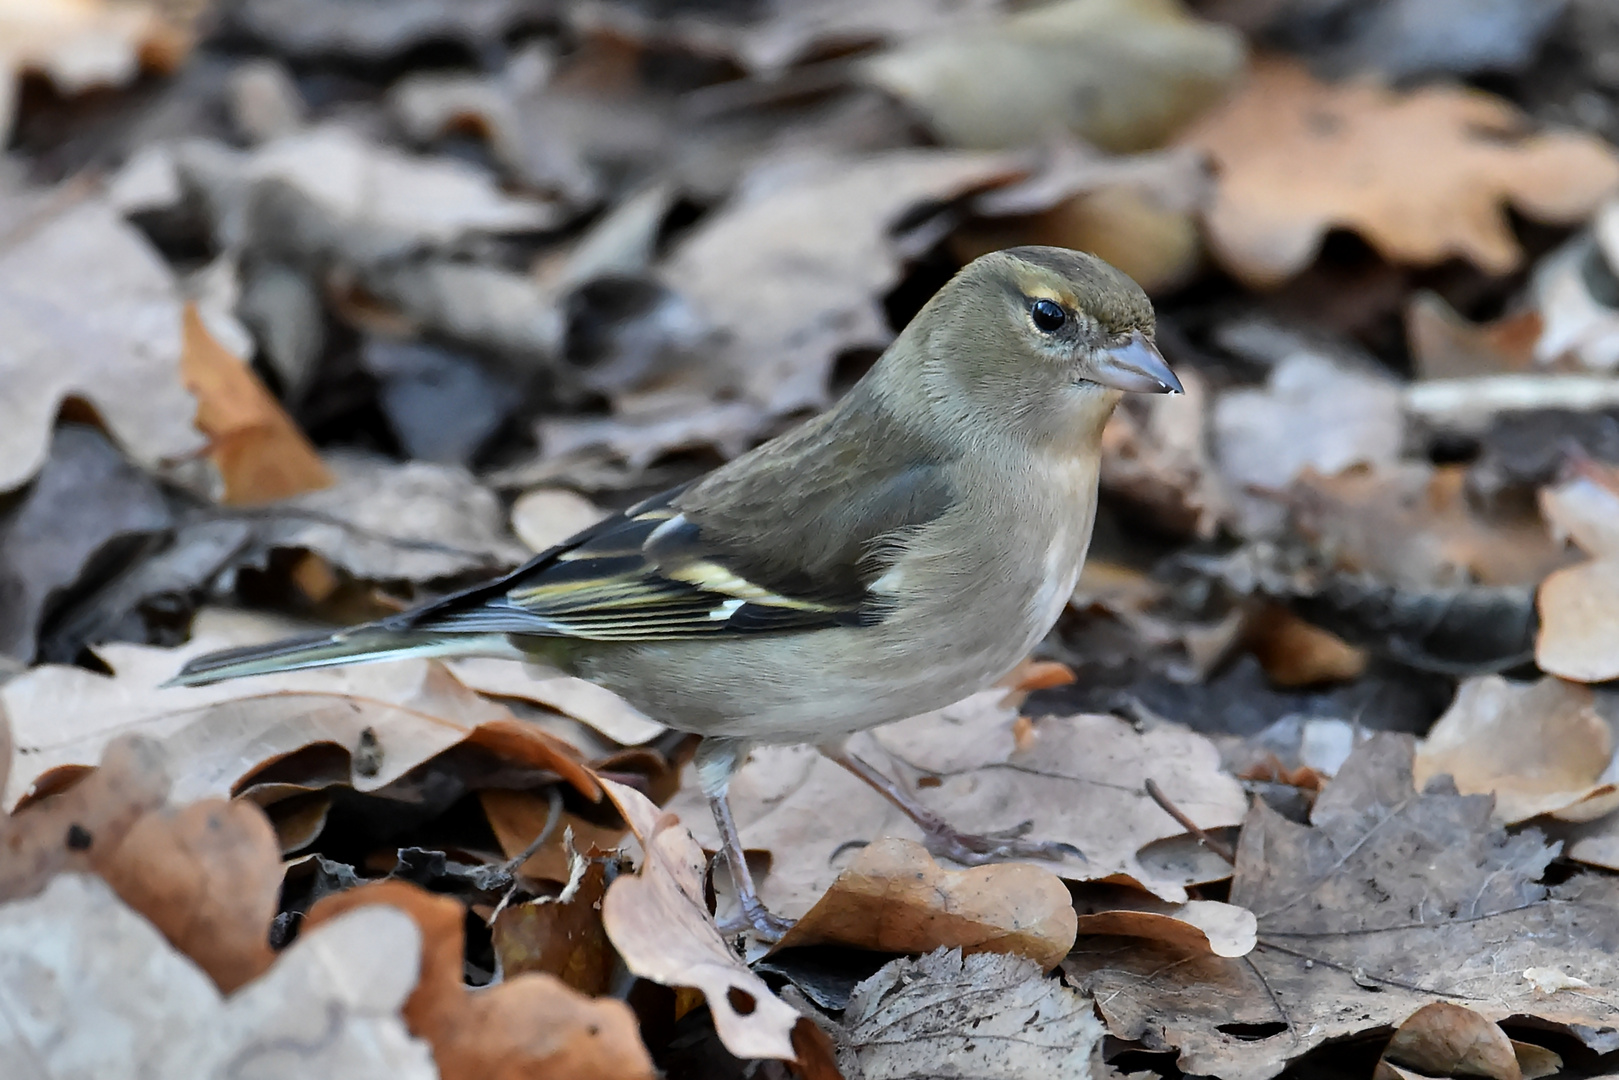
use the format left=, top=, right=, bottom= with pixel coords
left=487, top=787, right=565, bottom=923
left=1144, top=778, right=1236, bottom=866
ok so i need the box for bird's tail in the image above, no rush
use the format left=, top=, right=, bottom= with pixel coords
left=163, top=626, right=514, bottom=687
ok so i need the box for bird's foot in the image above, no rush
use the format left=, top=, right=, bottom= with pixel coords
left=715, top=894, right=795, bottom=942
left=919, top=817, right=1085, bottom=867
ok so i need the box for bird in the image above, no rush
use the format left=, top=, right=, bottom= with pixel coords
left=169, top=245, right=1181, bottom=938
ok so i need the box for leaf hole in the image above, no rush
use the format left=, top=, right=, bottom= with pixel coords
left=1218, top=1022, right=1288, bottom=1041
left=727, top=987, right=757, bottom=1015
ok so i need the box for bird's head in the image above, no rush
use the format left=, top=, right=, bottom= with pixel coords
left=894, top=246, right=1180, bottom=450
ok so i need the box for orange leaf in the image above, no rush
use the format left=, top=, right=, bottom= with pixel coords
left=179, top=304, right=333, bottom=505
left=1179, top=56, right=1619, bottom=286
left=307, top=880, right=655, bottom=1080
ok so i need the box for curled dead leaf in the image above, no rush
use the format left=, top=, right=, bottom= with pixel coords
left=179, top=304, right=333, bottom=505
left=772, top=836, right=1078, bottom=972
left=0, top=734, right=169, bottom=902
left=598, top=777, right=800, bottom=1062
left=307, top=879, right=654, bottom=1080
left=94, top=797, right=282, bottom=993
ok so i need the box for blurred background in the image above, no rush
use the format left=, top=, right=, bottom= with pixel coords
left=6, top=0, right=1619, bottom=733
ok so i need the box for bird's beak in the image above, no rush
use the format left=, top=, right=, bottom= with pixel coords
left=1089, top=332, right=1183, bottom=394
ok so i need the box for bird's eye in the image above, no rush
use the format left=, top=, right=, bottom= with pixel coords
left=1030, top=299, right=1067, bottom=333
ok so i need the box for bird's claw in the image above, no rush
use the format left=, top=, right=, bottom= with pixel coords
left=715, top=895, right=795, bottom=942
left=920, top=818, right=1085, bottom=866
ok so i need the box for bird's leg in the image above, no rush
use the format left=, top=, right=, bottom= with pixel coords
left=819, top=740, right=1084, bottom=867
left=694, top=737, right=795, bottom=942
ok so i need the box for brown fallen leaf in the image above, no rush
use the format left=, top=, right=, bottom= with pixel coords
left=667, top=691, right=1247, bottom=918
left=509, top=487, right=608, bottom=553
left=771, top=837, right=1077, bottom=972
left=179, top=304, right=333, bottom=505
left=832, top=948, right=1103, bottom=1078
left=1066, top=735, right=1619, bottom=1080
left=1244, top=603, right=1367, bottom=688
left=94, top=797, right=282, bottom=993
left=493, top=852, right=620, bottom=996
left=598, top=777, right=799, bottom=1062
left=1072, top=883, right=1257, bottom=959
left=1405, top=291, right=1542, bottom=381
left=1373, top=1002, right=1554, bottom=1080
left=1213, top=352, right=1405, bottom=538
left=0, top=734, right=168, bottom=902
left=960, top=143, right=1209, bottom=293
left=665, top=150, right=1021, bottom=419
left=0, top=189, right=202, bottom=493
left=1178, top=56, right=1619, bottom=286
left=1289, top=463, right=1573, bottom=589
left=0, top=0, right=187, bottom=141
left=481, top=787, right=629, bottom=885
left=1537, top=558, right=1619, bottom=682
left=0, top=874, right=437, bottom=1079
left=1414, top=676, right=1615, bottom=825
left=861, top=0, right=1245, bottom=152
left=307, top=879, right=655, bottom=1080
left=1, top=637, right=599, bottom=813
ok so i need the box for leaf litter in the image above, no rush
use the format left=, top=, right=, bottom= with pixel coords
left=8, top=1, right=1619, bottom=1076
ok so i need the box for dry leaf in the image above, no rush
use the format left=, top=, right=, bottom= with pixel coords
left=1072, top=886, right=1256, bottom=959
left=1290, top=463, right=1573, bottom=589
left=493, top=853, right=618, bottom=996
left=0, top=424, right=171, bottom=661
left=0, top=191, right=200, bottom=492
left=0, top=734, right=168, bottom=903
left=1213, top=352, right=1404, bottom=497
left=1540, top=460, right=1619, bottom=559
left=1533, top=232, right=1619, bottom=371
left=1373, top=1003, right=1528, bottom=1080
left=94, top=798, right=282, bottom=993
left=598, top=777, right=800, bottom=1062
left=1537, top=558, right=1619, bottom=682
left=0, top=0, right=185, bottom=140
left=249, top=451, right=528, bottom=582
left=862, top=0, right=1245, bottom=152
left=1405, top=290, right=1542, bottom=380
left=771, top=836, right=1078, bottom=972
left=179, top=304, right=333, bottom=505
left=174, top=123, right=559, bottom=257
left=571, top=0, right=1001, bottom=75
left=665, top=150, right=1020, bottom=418
left=510, top=487, right=608, bottom=553
left=668, top=691, right=1248, bottom=916
left=1414, top=676, right=1615, bottom=825
left=1245, top=604, right=1367, bottom=687
left=0, top=636, right=598, bottom=810
left=481, top=787, right=629, bottom=884
left=835, top=948, right=1104, bottom=1078
left=0, top=874, right=436, bottom=1078
left=1178, top=57, right=1619, bottom=286
left=307, top=879, right=655, bottom=1080
left=1066, top=735, right=1619, bottom=1080
left=449, top=658, right=664, bottom=746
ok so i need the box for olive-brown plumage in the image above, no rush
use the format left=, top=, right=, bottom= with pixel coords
left=170, top=246, right=1180, bottom=937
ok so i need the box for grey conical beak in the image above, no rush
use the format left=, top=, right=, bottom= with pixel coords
left=1090, top=332, right=1183, bottom=394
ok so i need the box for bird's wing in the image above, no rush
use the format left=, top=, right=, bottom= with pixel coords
left=386, top=454, right=956, bottom=643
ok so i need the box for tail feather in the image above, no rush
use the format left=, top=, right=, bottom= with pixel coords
left=164, top=627, right=515, bottom=687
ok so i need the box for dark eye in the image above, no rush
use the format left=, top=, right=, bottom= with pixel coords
left=1030, top=299, right=1066, bottom=333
